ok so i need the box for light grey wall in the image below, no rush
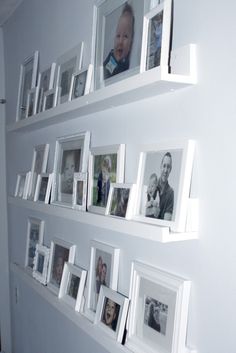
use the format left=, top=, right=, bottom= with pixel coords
left=3, top=1, right=236, bottom=353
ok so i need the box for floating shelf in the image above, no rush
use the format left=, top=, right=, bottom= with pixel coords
left=8, top=196, right=198, bottom=243
left=7, top=44, right=197, bottom=133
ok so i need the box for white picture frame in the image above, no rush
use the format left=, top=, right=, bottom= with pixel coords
left=42, top=87, right=59, bottom=111
left=58, top=262, right=87, bottom=312
left=72, top=172, right=88, bottom=211
left=56, top=42, right=84, bottom=104
left=83, top=240, right=120, bottom=322
left=25, top=217, right=44, bottom=271
left=126, top=261, right=191, bottom=353
left=94, top=285, right=129, bottom=343
left=37, top=63, right=57, bottom=113
left=140, top=0, right=172, bottom=73
left=14, top=171, right=31, bottom=199
left=32, top=244, right=50, bottom=285
left=47, top=237, right=76, bottom=294
left=87, top=144, right=125, bottom=215
left=16, top=50, right=39, bottom=121
left=34, top=173, right=54, bottom=203
left=105, top=183, right=136, bottom=220
left=69, top=64, right=93, bottom=100
left=51, top=131, right=90, bottom=208
left=25, top=86, right=39, bottom=118
left=133, top=140, right=195, bottom=232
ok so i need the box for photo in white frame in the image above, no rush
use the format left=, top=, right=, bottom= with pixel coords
left=25, top=217, right=44, bottom=271
left=72, top=172, right=88, bottom=211
left=14, top=171, right=31, bottom=199
left=34, top=173, right=53, bottom=204
left=105, top=183, right=136, bottom=220
left=32, top=244, right=50, bottom=285
left=37, top=63, right=57, bottom=113
left=26, top=86, right=39, bottom=118
left=69, top=64, right=93, bottom=100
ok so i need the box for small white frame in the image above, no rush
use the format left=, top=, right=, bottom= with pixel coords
left=72, top=172, right=88, bottom=211
left=47, top=237, right=76, bottom=294
left=133, top=140, right=195, bottom=232
left=16, top=50, right=39, bottom=121
left=56, top=42, right=84, bottom=104
left=51, top=131, right=90, bottom=208
left=32, top=244, right=50, bottom=285
left=25, top=217, right=44, bottom=271
left=69, top=64, right=93, bottom=100
left=140, top=0, right=172, bottom=73
left=42, top=87, right=59, bottom=111
left=94, top=285, right=129, bottom=343
left=14, top=171, right=31, bottom=199
left=87, top=144, right=125, bottom=215
left=37, top=63, right=57, bottom=113
left=105, top=183, right=136, bottom=220
left=34, top=173, right=54, bottom=203
left=58, top=262, right=87, bottom=312
left=83, top=240, right=120, bottom=322
left=25, top=86, right=39, bottom=118
left=126, top=261, right=191, bottom=353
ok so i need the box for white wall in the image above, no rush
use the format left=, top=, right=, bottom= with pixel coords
left=3, top=1, right=236, bottom=353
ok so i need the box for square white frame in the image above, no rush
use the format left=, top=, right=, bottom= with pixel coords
left=140, top=0, right=172, bottom=73
left=47, top=237, right=76, bottom=294
left=26, top=86, right=39, bottom=118
left=51, top=131, right=90, bottom=208
left=34, top=173, right=54, bottom=203
left=16, top=50, right=39, bottom=121
left=133, top=140, right=195, bottom=232
left=87, top=144, right=125, bottom=215
left=72, top=172, right=88, bottom=211
left=126, top=261, right=191, bottom=353
left=25, top=217, right=44, bottom=271
left=58, top=262, right=87, bottom=312
left=28, top=144, right=50, bottom=200
left=56, top=42, right=84, bottom=104
left=95, top=285, right=129, bottom=343
left=32, top=244, right=50, bottom=285
left=14, top=171, right=31, bottom=199
left=37, top=63, right=57, bottom=113
left=42, top=87, right=59, bottom=111
left=69, top=64, right=93, bottom=101
left=105, top=183, right=136, bottom=220
left=83, top=240, right=120, bottom=322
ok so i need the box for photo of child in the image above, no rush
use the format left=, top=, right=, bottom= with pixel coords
left=146, top=10, right=163, bottom=70
left=72, top=70, right=87, bottom=98
left=145, top=173, right=160, bottom=218
left=102, top=297, right=120, bottom=332
left=60, top=149, right=81, bottom=195
left=51, top=245, right=69, bottom=288
left=144, top=296, right=168, bottom=336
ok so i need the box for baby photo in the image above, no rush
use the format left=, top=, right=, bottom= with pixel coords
left=60, top=149, right=81, bottom=195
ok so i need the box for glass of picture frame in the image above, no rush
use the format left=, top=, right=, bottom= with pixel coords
left=34, top=173, right=54, bottom=203
left=14, top=171, right=31, bottom=199
left=69, top=64, right=93, bottom=100
left=37, top=63, right=57, bottom=113
left=25, top=217, right=44, bottom=271
left=32, top=244, right=50, bottom=285
left=43, top=87, right=60, bottom=111
left=105, top=183, right=136, bottom=220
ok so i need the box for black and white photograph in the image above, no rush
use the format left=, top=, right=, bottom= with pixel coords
left=32, top=244, right=50, bottom=285
left=25, top=218, right=44, bottom=270
left=144, top=296, right=168, bottom=335
left=69, top=65, right=93, bottom=100
left=60, top=149, right=81, bottom=195
left=67, top=274, right=80, bottom=300
left=72, top=172, right=87, bottom=211
left=105, top=183, right=135, bottom=219
left=146, top=10, right=163, bottom=69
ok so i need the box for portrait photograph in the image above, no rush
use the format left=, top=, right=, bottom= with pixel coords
left=144, top=296, right=168, bottom=335
left=33, top=244, right=50, bottom=285
left=69, top=65, right=93, bottom=100
left=25, top=218, right=44, bottom=270
left=106, top=183, right=135, bottom=219
left=72, top=172, right=87, bottom=211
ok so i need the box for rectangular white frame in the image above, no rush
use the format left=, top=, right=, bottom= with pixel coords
left=34, top=172, right=53, bottom=204
left=105, top=183, right=136, bottom=220
left=25, top=217, right=44, bottom=271
left=47, top=237, right=76, bottom=294
left=69, top=64, right=93, bottom=101
left=28, top=144, right=50, bottom=200
left=16, top=50, right=39, bottom=121
left=51, top=131, right=90, bottom=208
left=58, top=262, right=87, bottom=312
left=26, top=86, right=39, bottom=118
left=14, top=172, right=30, bottom=199
left=56, top=42, right=84, bottom=104
left=83, top=240, right=120, bottom=322
left=32, top=244, right=50, bottom=285
left=42, top=87, right=59, bottom=111
left=133, top=140, right=195, bottom=232
left=72, top=172, right=88, bottom=211
left=140, top=0, right=172, bottom=73
left=37, top=63, right=57, bottom=113
left=126, top=261, right=191, bottom=353
left=94, top=285, right=129, bottom=343
left=87, top=144, right=125, bottom=215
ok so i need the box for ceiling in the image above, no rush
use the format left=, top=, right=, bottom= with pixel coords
left=0, top=0, right=23, bottom=26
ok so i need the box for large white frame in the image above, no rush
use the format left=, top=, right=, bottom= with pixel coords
left=87, top=144, right=125, bottom=215
left=133, top=140, right=195, bottom=232
left=25, top=217, right=44, bottom=271
left=51, top=131, right=90, bottom=208
left=83, top=240, right=120, bottom=322
left=32, top=244, right=50, bottom=285
left=126, top=261, right=191, bottom=353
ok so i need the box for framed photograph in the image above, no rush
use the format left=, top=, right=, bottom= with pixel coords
left=42, top=87, right=59, bottom=111
left=16, top=50, right=39, bottom=121
left=83, top=240, right=120, bottom=322
left=105, top=183, right=136, bottom=220
left=87, top=144, right=125, bottom=215
left=47, top=238, right=76, bottom=294
left=25, top=217, right=44, bottom=270
left=126, top=261, right=191, bottom=353
left=133, top=140, right=195, bottom=232
left=93, top=0, right=151, bottom=89
left=69, top=64, right=93, bottom=100
left=58, top=262, right=87, bottom=312
left=95, top=286, right=129, bottom=343
left=14, top=171, right=31, bottom=199
left=37, top=63, right=57, bottom=113
left=72, top=172, right=88, bottom=211
left=34, top=173, right=54, bottom=203
left=32, top=244, right=50, bottom=285
left=51, top=131, right=90, bottom=208
left=140, top=0, right=172, bottom=72
left=25, top=87, right=39, bottom=118
left=28, top=144, right=50, bottom=200
left=56, top=42, right=84, bottom=104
